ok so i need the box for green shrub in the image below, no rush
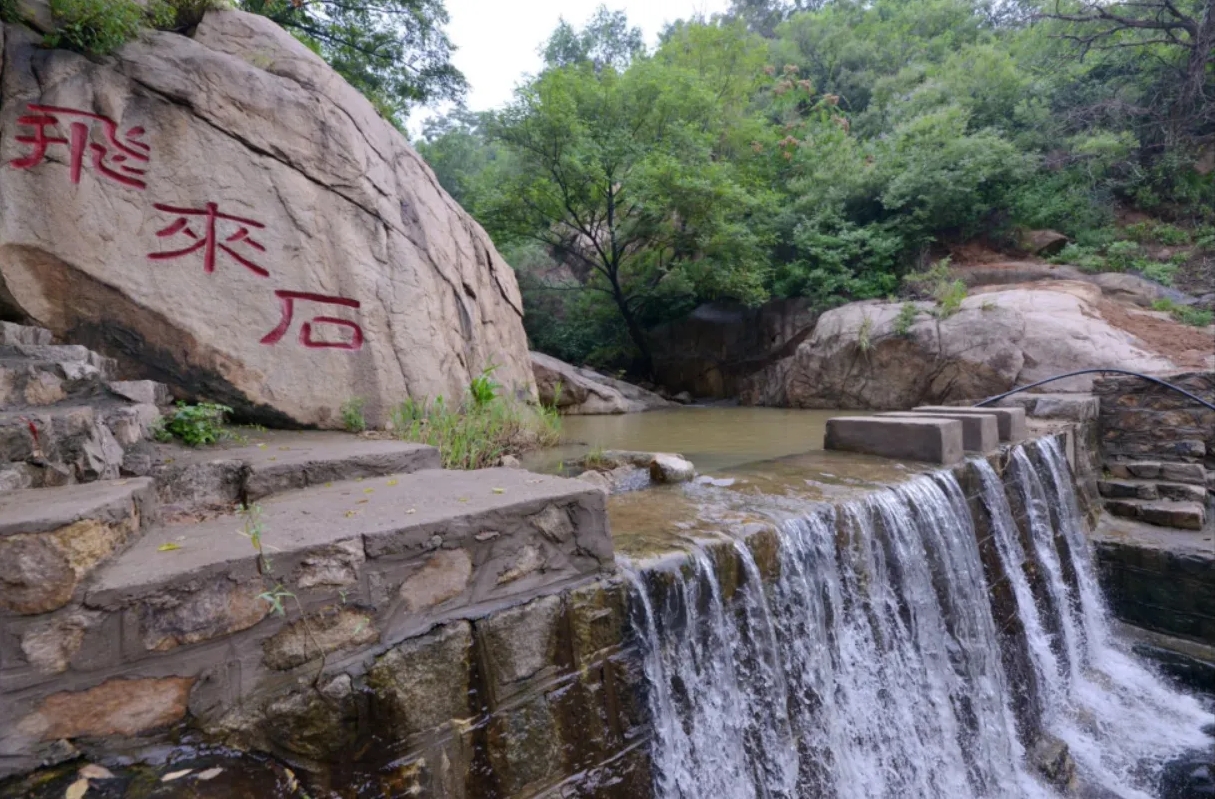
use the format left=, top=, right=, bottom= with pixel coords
left=47, top=0, right=147, bottom=54
left=468, top=365, right=501, bottom=408
left=340, top=397, right=367, bottom=433
left=1127, top=221, right=1190, bottom=246
left=1104, top=241, right=1142, bottom=271
left=1136, top=260, right=1177, bottom=286
left=391, top=393, right=560, bottom=470
left=1151, top=299, right=1214, bottom=327
left=0, top=0, right=18, bottom=23
left=1050, top=243, right=1107, bottom=273
left=905, top=258, right=967, bottom=318
left=153, top=401, right=233, bottom=446
left=894, top=303, right=919, bottom=337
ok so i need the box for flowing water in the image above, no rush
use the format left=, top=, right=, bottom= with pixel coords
left=627, top=439, right=1213, bottom=799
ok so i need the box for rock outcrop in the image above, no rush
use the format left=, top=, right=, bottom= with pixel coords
left=741, top=282, right=1182, bottom=409
left=531, top=352, right=671, bottom=414
left=0, top=10, right=533, bottom=428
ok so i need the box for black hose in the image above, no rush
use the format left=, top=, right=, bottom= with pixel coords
left=973, top=368, right=1215, bottom=412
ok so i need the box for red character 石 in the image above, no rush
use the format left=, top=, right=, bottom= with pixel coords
left=261, top=290, right=364, bottom=351
left=148, top=202, right=269, bottom=277
left=9, top=104, right=150, bottom=189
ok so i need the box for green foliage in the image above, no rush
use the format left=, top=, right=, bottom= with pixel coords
left=1126, top=221, right=1191, bottom=246
left=153, top=402, right=233, bottom=447
left=1152, top=299, right=1214, bottom=327
left=905, top=258, right=967, bottom=317
left=46, top=0, right=147, bottom=54
left=894, top=302, right=920, bottom=336
left=468, top=365, right=501, bottom=408
left=1051, top=243, right=1108, bottom=273
left=392, top=393, right=560, bottom=470
left=340, top=397, right=367, bottom=433
left=239, top=0, right=465, bottom=125
left=1136, top=260, right=1177, bottom=286
left=1104, top=241, right=1142, bottom=272
left=0, top=0, right=19, bottom=23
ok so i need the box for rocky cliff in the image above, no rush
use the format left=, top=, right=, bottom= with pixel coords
left=0, top=10, right=534, bottom=427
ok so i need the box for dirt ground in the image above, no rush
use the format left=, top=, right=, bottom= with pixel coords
left=1096, top=300, right=1214, bottom=369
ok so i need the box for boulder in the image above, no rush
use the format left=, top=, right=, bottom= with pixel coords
left=531, top=352, right=671, bottom=414
left=649, top=453, right=695, bottom=484
left=741, top=282, right=1177, bottom=409
left=1018, top=229, right=1069, bottom=256
left=1091, top=273, right=1197, bottom=308
left=0, top=11, right=534, bottom=428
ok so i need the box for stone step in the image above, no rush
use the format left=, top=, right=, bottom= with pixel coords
left=0, top=344, right=116, bottom=378
left=1104, top=498, right=1206, bottom=531
left=107, top=380, right=172, bottom=407
left=122, top=431, right=441, bottom=515
left=1098, top=478, right=1207, bottom=504
left=1107, top=460, right=1208, bottom=486
left=0, top=321, right=53, bottom=346
left=883, top=410, right=998, bottom=452
left=0, top=401, right=151, bottom=489
left=84, top=468, right=612, bottom=656
left=912, top=405, right=1027, bottom=442
left=0, top=478, right=156, bottom=615
left=0, top=356, right=112, bottom=409
left=825, top=416, right=963, bottom=464
left=995, top=393, right=1099, bottom=422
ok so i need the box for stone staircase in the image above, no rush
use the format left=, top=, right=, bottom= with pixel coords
left=0, top=321, right=166, bottom=492
left=0, top=326, right=615, bottom=777
left=1100, top=461, right=1208, bottom=531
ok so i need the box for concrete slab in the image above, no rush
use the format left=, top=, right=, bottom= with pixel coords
left=824, top=417, right=963, bottom=465
left=87, top=467, right=612, bottom=605
left=996, top=393, right=1099, bottom=422
left=913, top=405, right=1027, bottom=442
left=881, top=411, right=998, bottom=453
left=0, top=478, right=155, bottom=537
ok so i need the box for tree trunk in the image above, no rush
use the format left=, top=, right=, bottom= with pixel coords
left=609, top=279, right=654, bottom=379
left=1179, top=0, right=1215, bottom=133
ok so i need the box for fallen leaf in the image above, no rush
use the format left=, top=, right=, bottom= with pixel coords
left=357, top=499, right=369, bottom=504
left=457, top=497, right=469, bottom=503
left=64, top=778, right=89, bottom=799
left=406, top=508, right=417, bottom=514
left=278, top=446, right=291, bottom=451
left=257, top=443, right=267, bottom=449
left=386, top=479, right=399, bottom=486
left=157, top=543, right=181, bottom=552
left=196, top=767, right=224, bottom=781
left=363, top=488, right=374, bottom=494
left=283, top=767, right=300, bottom=792
left=345, top=510, right=361, bottom=518
left=268, top=456, right=277, bottom=461
left=162, top=769, right=192, bottom=782
left=492, top=488, right=505, bottom=494
left=325, top=482, right=333, bottom=487
left=78, top=765, right=115, bottom=780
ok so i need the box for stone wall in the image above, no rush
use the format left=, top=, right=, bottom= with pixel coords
left=1095, top=539, right=1215, bottom=646
left=1094, top=371, right=1214, bottom=471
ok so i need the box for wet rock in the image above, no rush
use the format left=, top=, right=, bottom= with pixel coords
left=532, top=352, right=671, bottom=414
left=1160, top=751, right=1215, bottom=799
left=18, top=677, right=193, bottom=740
left=499, top=454, right=522, bottom=468
left=368, top=622, right=474, bottom=738
left=478, top=595, right=564, bottom=690
left=649, top=454, right=695, bottom=484
left=1029, top=734, right=1078, bottom=793
left=294, top=539, right=365, bottom=589
left=259, top=675, right=360, bottom=763
left=567, top=581, right=627, bottom=666
left=262, top=606, right=377, bottom=670
left=20, top=611, right=103, bottom=674
left=1161, top=462, right=1206, bottom=485
left=398, top=549, right=473, bottom=612
left=672, top=391, right=694, bottom=404
left=575, top=470, right=612, bottom=493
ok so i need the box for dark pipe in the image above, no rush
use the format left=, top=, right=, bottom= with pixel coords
left=973, top=368, right=1215, bottom=412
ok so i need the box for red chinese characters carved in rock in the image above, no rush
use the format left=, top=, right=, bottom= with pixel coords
left=148, top=202, right=269, bottom=277
left=261, top=290, right=364, bottom=351
left=9, top=104, right=150, bottom=189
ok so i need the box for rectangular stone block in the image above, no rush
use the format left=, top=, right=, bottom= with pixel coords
left=914, top=405, right=1027, bottom=442
left=883, top=411, right=998, bottom=453
left=824, top=417, right=963, bottom=465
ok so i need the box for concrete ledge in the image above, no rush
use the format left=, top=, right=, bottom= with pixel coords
left=824, top=416, right=963, bottom=464
left=883, top=411, right=998, bottom=453
left=243, top=438, right=439, bottom=501
left=997, top=393, right=1099, bottom=422
left=913, top=405, right=1027, bottom=442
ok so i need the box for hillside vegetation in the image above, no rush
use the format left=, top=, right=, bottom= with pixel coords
left=417, top=0, right=1214, bottom=375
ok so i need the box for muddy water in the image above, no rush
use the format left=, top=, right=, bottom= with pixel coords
left=526, top=406, right=857, bottom=473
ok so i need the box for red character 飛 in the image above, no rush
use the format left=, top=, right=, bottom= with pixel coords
left=9, top=104, right=149, bottom=189
left=148, top=202, right=269, bottom=277
left=261, top=290, right=364, bottom=351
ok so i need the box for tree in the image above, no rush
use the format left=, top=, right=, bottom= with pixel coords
left=1040, top=0, right=1214, bottom=142
left=239, top=0, right=466, bottom=124
left=541, top=5, right=646, bottom=71
left=481, top=57, right=773, bottom=376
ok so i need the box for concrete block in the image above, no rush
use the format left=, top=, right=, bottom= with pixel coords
left=913, top=405, right=1027, bottom=442
left=824, top=417, right=963, bottom=465
left=883, top=411, right=998, bottom=452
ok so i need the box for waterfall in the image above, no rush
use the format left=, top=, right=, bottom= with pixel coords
left=627, top=441, right=1212, bottom=799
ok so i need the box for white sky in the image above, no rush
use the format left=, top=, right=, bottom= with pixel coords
left=441, top=0, right=733, bottom=112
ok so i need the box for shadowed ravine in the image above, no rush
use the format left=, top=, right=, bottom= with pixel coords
left=626, top=439, right=1212, bottom=799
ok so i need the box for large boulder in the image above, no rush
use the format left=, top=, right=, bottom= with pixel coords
left=531, top=352, right=671, bottom=414
left=741, top=282, right=1181, bottom=409
left=0, top=11, right=534, bottom=427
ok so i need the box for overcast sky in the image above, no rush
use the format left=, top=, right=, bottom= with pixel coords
left=441, top=0, right=734, bottom=112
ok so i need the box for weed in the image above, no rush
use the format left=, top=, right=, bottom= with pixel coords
left=392, top=391, right=560, bottom=470
left=894, top=303, right=919, bottom=337
left=936, top=279, right=968, bottom=318
left=583, top=445, right=611, bottom=470
left=1151, top=298, right=1214, bottom=327
left=904, top=257, right=967, bottom=318
left=1126, top=220, right=1190, bottom=246
left=1051, top=243, right=1107, bottom=273
left=153, top=401, right=233, bottom=446
left=857, top=314, right=874, bottom=354
left=1104, top=241, right=1142, bottom=271
left=340, top=397, right=367, bottom=433
left=1136, top=260, right=1177, bottom=286
left=47, top=0, right=145, bottom=54
left=468, top=365, right=501, bottom=408
left=981, top=300, right=997, bottom=311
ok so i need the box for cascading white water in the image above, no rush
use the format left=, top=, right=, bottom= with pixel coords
left=627, top=441, right=1212, bottom=799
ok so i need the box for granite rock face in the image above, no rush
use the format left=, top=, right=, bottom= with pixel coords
left=0, top=10, right=534, bottom=427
